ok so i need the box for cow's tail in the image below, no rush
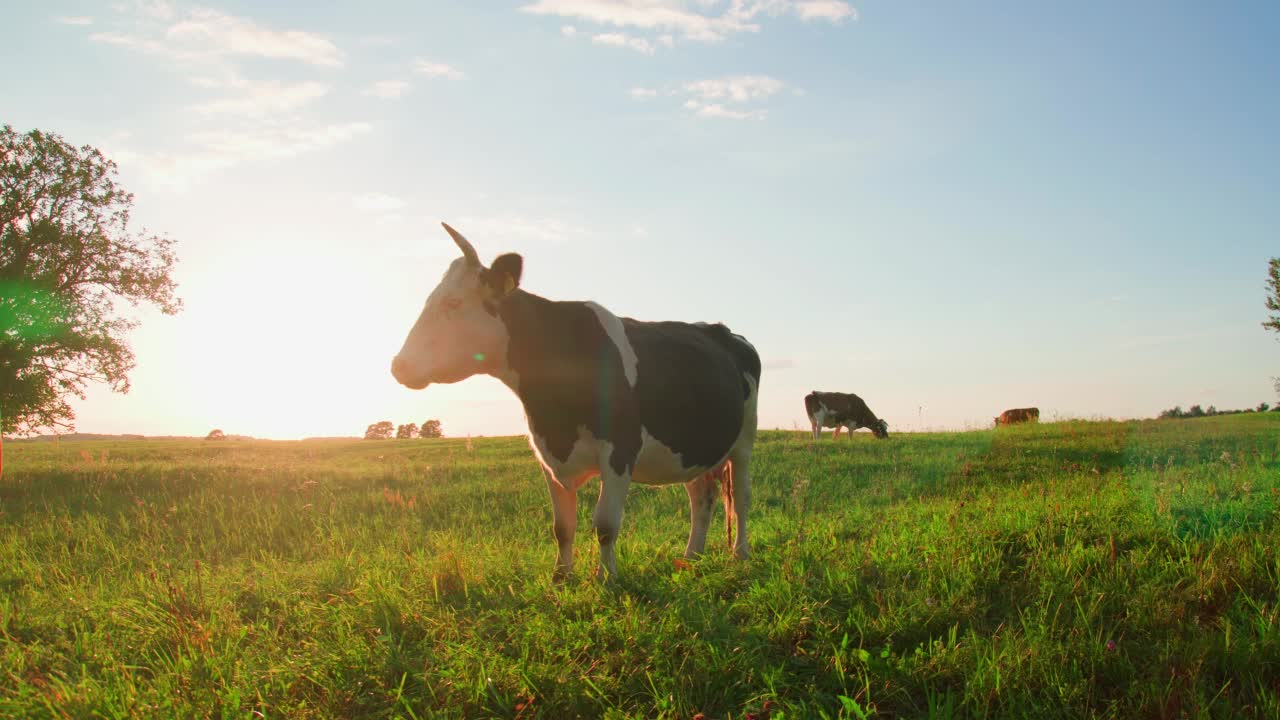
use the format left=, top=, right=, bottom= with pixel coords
left=722, top=460, right=736, bottom=551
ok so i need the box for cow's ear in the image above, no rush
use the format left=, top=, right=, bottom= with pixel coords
left=486, top=253, right=523, bottom=298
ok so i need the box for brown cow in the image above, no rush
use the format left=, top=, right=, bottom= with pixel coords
left=995, top=407, right=1040, bottom=426
left=805, top=391, right=889, bottom=440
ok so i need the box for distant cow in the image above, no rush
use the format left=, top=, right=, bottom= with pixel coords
left=995, top=407, right=1040, bottom=426
left=391, top=224, right=761, bottom=580
left=805, top=391, right=888, bottom=440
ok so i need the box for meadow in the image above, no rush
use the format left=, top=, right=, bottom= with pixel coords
left=2, top=414, right=1279, bottom=719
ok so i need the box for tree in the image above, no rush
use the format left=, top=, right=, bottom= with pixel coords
left=1264, top=257, right=1280, bottom=336
left=419, top=419, right=443, bottom=438
left=396, top=423, right=418, bottom=439
left=1, top=126, right=180, bottom=435
left=205, top=428, right=226, bottom=440
left=1186, top=404, right=1205, bottom=418
left=364, top=421, right=393, bottom=440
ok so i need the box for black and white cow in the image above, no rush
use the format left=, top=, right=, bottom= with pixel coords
left=391, top=224, right=761, bottom=580
left=804, top=391, right=889, bottom=440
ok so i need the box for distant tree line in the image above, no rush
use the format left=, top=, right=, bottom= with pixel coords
left=1159, top=402, right=1275, bottom=419
left=364, top=419, right=443, bottom=439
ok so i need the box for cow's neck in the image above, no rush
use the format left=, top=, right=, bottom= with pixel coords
left=489, top=289, right=590, bottom=400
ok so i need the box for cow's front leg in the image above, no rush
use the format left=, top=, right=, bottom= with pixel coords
left=593, top=468, right=631, bottom=580
left=544, top=468, right=578, bottom=582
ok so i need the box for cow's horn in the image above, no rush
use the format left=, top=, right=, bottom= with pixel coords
left=442, top=222, right=480, bottom=266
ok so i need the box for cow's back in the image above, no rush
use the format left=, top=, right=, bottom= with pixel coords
left=997, top=407, right=1040, bottom=425
left=807, top=392, right=871, bottom=421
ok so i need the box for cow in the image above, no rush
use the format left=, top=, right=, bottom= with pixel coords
left=391, top=224, right=761, bottom=581
left=804, top=391, right=888, bottom=440
left=995, top=407, right=1040, bottom=426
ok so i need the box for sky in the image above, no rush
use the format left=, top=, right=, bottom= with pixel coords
left=2, top=1, right=1278, bottom=439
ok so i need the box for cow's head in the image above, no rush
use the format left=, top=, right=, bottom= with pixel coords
left=390, top=223, right=522, bottom=390
left=873, top=418, right=889, bottom=439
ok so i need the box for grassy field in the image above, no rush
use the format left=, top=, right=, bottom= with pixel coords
left=2, top=414, right=1280, bottom=719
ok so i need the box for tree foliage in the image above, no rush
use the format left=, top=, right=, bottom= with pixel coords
left=364, top=421, right=393, bottom=440
left=1159, top=402, right=1277, bottom=419
left=1264, top=257, right=1280, bottom=336
left=419, top=419, right=442, bottom=439
left=395, top=423, right=418, bottom=439
left=1, top=125, right=180, bottom=435
left=206, top=429, right=226, bottom=441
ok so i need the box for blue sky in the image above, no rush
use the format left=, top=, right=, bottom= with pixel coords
left=3, top=1, right=1278, bottom=438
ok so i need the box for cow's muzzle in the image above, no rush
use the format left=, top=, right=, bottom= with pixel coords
left=390, top=356, right=430, bottom=390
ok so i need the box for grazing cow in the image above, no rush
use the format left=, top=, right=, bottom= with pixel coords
left=995, top=407, right=1040, bottom=426
left=391, top=224, right=761, bottom=580
left=805, top=391, right=888, bottom=440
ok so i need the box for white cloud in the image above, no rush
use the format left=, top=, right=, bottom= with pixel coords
left=365, top=79, right=411, bottom=99
left=561, top=24, right=578, bottom=36
left=133, top=1, right=177, bottom=21
left=637, top=74, right=787, bottom=119
left=353, top=192, right=407, bottom=212
left=794, top=0, right=857, bottom=22
left=688, top=102, right=766, bottom=120
left=79, top=3, right=367, bottom=189
left=92, top=5, right=343, bottom=67
left=592, top=32, right=655, bottom=54
left=55, top=16, right=94, bottom=25
left=104, top=122, right=373, bottom=190
left=189, top=122, right=371, bottom=158
left=414, top=59, right=465, bottom=79
left=190, top=80, right=328, bottom=117
left=520, top=0, right=856, bottom=47
left=685, top=74, right=784, bottom=102
left=521, top=0, right=755, bottom=43
left=90, top=30, right=170, bottom=55
left=166, top=7, right=343, bottom=66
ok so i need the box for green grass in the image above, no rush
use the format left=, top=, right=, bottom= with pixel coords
left=2, top=414, right=1280, bottom=719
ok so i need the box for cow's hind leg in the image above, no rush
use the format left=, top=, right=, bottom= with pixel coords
left=593, top=468, right=632, bottom=580
left=726, top=446, right=753, bottom=559
left=684, top=470, right=718, bottom=558
left=544, top=468, right=578, bottom=582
